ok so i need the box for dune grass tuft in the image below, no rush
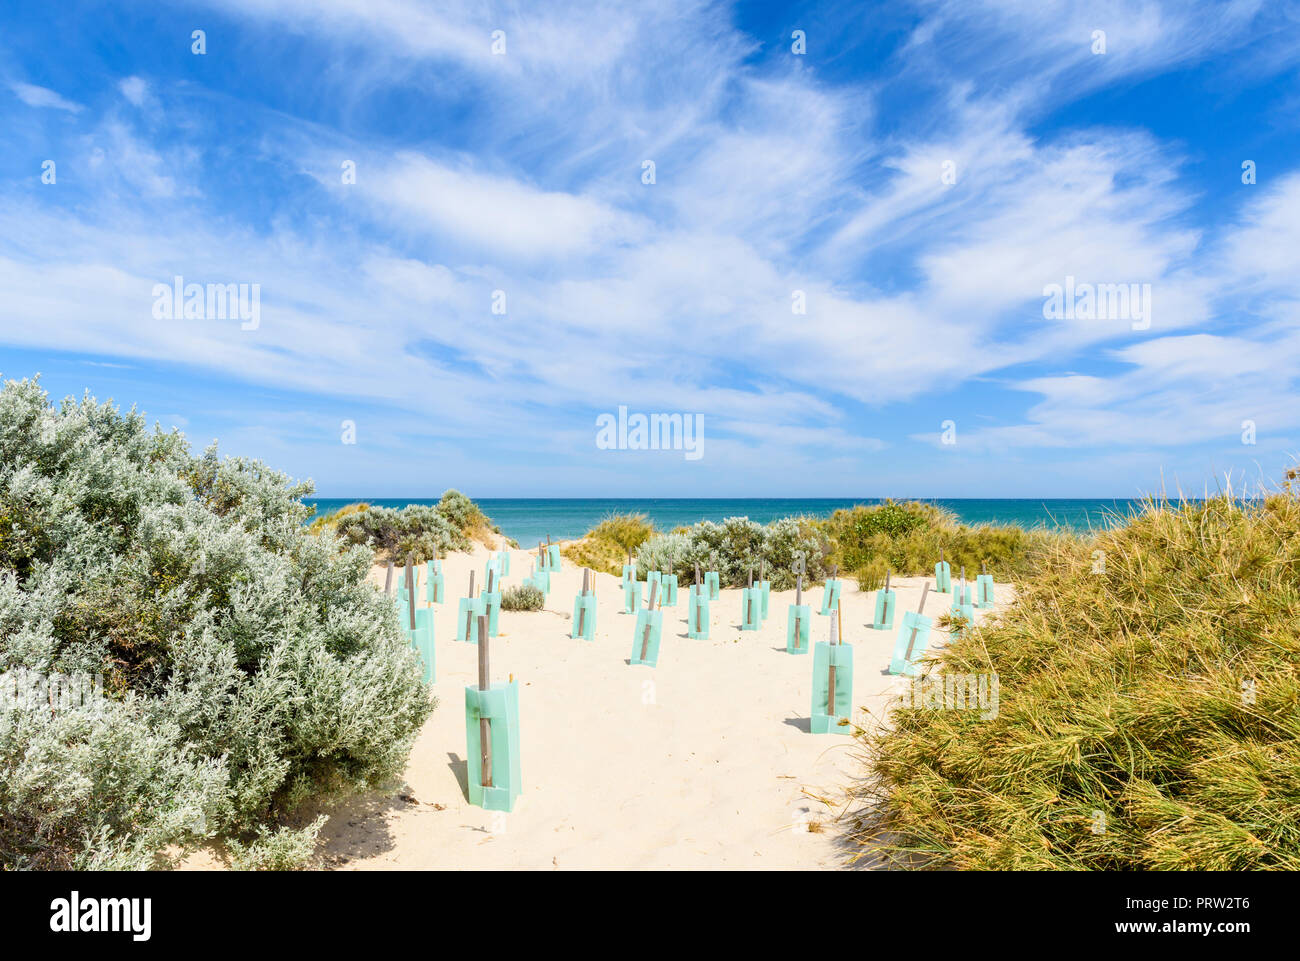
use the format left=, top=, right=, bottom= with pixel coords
left=845, top=485, right=1300, bottom=870
left=561, top=513, right=655, bottom=575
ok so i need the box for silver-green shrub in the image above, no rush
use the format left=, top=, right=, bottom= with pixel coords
left=635, top=516, right=830, bottom=590
left=0, top=378, right=433, bottom=869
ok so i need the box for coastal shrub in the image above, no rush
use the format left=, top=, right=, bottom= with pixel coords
left=635, top=516, right=831, bottom=589
left=500, top=584, right=544, bottom=611
left=332, top=504, right=464, bottom=562
left=0, top=377, right=434, bottom=869
left=846, top=485, right=1300, bottom=870
left=821, top=501, right=1058, bottom=582
left=561, top=513, right=655, bottom=574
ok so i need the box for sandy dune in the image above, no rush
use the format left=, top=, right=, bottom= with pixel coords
left=188, top=539, right=1013, bottom=870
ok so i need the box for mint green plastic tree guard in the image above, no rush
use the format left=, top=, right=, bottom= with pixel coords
left=571, top=593, right=597, bottom=639
left=819, top=579, right=842, bottom=615
left=425, top=569, right=445, bottom=605
left=975, top=573, right=995, bottom=608
left=758, top=580, right=771, bottom=618
left=935, top=560, right=952, bottom=593
left=704, top=571, right=720, bottom=600
left=484, top=557, right=501, bottom=584
left=456, top=596, right=486, bottom=642
left=660, top=574, right=678, bottom=606
left=481, top=590, right=501, bottom=636
left=811, top=642, right=854, bottom=733
left=528, top=568, right=551, bottom=594
left=545, top=544, right=562, bottom=572
left=951, top=583, right=975, bottom=637
left=496, top=551, right=510, bottom=576
left=646, top=570, right=662, bottom=595
left=622, top=579, right=642, bottom=613
left=688, top=586, right=710, bottom=639
left=786, top=604, right=811, bottom=654
left=402, top=608, right=435, bottom=684
left=872, top=588, right=897, bottom=630
left=630, top=609, right=664, bottom=666
left=621, top=561, right=636, bottom=588
left=889, top=612, right=933, bottom=676
left=741, top=587, right=762, bottom=631
left=465, top=681, right=521, bottom=812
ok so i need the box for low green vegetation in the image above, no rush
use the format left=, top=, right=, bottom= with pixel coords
left=847, top=484, right=1300, bottom=870
left=0, top=378, right=433, bottom=870
left=561, top=513, right=655, bottom=574
left=500, top=584, right=545, bottom=611
left=565, top=500, right=1055, bottom=590
left=636, top=516, right=832, bottom=590
left=310, top=490, right=510, bottom=563
left=820, top=500, right=1063, bottom=587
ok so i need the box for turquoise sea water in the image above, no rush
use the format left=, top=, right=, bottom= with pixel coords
left=303, top=497, right=1151, bottom=546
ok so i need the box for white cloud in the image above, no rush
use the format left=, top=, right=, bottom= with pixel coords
left=9, top=82, right=83, bottom=113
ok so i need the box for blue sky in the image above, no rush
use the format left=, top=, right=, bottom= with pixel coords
left=2, top=0, right=1299, bottom=498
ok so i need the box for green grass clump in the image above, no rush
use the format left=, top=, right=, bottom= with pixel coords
left=820, top=500, right=1061, bottom=583
left=561, top=513, right=655, bottom=575
left=846, top=484, right=1300, bottom=870
left=500, top=584, right=545, bottom=611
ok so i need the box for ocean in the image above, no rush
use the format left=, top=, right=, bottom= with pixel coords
left=303, top=497, right=1150, bottom=545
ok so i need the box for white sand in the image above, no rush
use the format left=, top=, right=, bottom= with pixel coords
left=187, top=539, right=1014, bottom=870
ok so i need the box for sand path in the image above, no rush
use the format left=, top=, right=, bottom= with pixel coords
left=188, top=539, right=1013, bottom=870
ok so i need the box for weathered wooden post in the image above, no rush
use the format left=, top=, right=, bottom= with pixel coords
left=820, top=563, right=842, bottom=616
left=889, top=582, right=934, bottom=676
left=741, top=566, right=761, bottom=631
left=465, top=613, right=521, bottom=811
left=688, top=560, right=709, bottom=639
left=456, top=569, right=485, bottom=642
left=482, top=566, right=501, bottom=636
left=757, top=559, right=771, bottom=619
left=975, top=560, right=995, bottom=608
left=631, top=576, right=663, bottom=666
left=872, top=568, right=897, bottom=630
left=384, top=559, right=395, bottom=595
left=571, top=568, right=597, bottom=640
left=952, top=565, right=975, bottom=635
left=425, top=552, right=445, bottom=604
left=659, top=568, right=678, bottom=606
left=398, top=553, right=435, bottom=682
left=811, top=606, right=853, bottom=733
left=935, top=547, right=952, bottom=593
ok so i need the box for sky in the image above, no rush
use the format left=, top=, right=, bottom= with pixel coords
left=2, top=0, right=1299, bottom=499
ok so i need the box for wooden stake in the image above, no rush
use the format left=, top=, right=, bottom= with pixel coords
left=384, top=560, right=394, bottom=595
left=577, top=568, right=589, bottom=637
left=405, top=552, right=416, bottom=631
left=487, top=567, right=496, bottom=594
left=746, top=566, right=753, bottom=626
left=882, top=569, right=891, bottom=623
left=796, top=573, right=802, bottom=607
left=826, top=609, right=838, bottom=716
left=694, top=560, right=700, bottom=586
left=469, top=570, right=476, bottom=599
left=640, top=579, right=659, bottom=661
left=477, top=615, right=492, bottom=788
left=903, top=583, right=931, bottom=664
